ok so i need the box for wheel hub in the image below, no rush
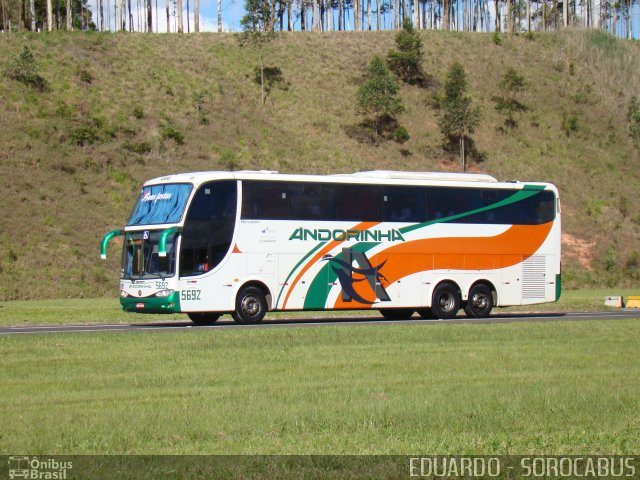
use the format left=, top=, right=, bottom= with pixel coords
left=472, top=293, right=488, bottom=310
left=241, top=295, right=259, bottom=316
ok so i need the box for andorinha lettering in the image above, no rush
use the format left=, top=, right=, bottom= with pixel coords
left=141, top=191, right=173, bottom=202
left=289, top=228, right=405, bottom=242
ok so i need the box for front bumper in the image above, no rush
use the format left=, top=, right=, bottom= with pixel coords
left=120, top=292, right=181, bottom=314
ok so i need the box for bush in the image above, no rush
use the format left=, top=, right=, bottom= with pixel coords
left=492, top=32, right=502, bottom=45
left=393, top=126, right=410, bottom=143
left=162, top=126, right=184, bottom=145
left=562, top=113, right=579, bottom=136
left=220, top=149, right=241, bottom=171
left=4, top=45, right=49, bottom=91
left=132, top=106, right=144, bottom=119
left=69, top=125, right=100, bottom=146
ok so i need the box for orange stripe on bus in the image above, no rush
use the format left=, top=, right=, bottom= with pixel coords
left=332, top=222, right=553, bottom=309
left=282, top=221, right=380, bottom=309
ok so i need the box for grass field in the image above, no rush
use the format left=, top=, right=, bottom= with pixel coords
left=0, top=288, right=638, bottom=326
left=1, top=317, right=639, bottom=455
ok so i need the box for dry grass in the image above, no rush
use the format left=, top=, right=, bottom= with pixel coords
left=0, top=30, right=639, bottom=300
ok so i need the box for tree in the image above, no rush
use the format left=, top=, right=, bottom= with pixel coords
left=437, top=62, right=481, bottom=171
left=4, top=44, right=48, bottom=91
left=493, top=67, right=527, bottom=128
left=240, top=0, right=276, bottom=106
left=386, top=18, right=425, bottom=86
left=628, top=97, right=640, bottom=151
left=356, top=55, right=405, bottom=136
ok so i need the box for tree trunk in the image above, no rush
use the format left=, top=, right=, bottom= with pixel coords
left=354, top=0, right=359, bottom=29
left=338, top=0, right=342, bottom=29
left=287, top=0, right=292, bottom=30
left=30, top=0, right=35, bottom=29
left=260, top=48, right=265, bottom=106
left=66, top=0, right=71, bottom=29
left=165, top=0, right=169, bottom=32
left=505, top=0, right=510, bottom=31
left=494, top=0, right=499, bottom=31
left=129, top=0, right=133, bottom=30
left=413, top=0, right=418, bottom=27
left=47, top=0, right=53, bottom=30
left=461, top=133, right=466, bottom=172
left=327, top=0, right=332, bottom=30
left=443, top=0, right=449, bottom=29
left=563, top=0, right=568, bottom=28
left=194, top=0, right=198, bottom=31
left=312, top=0, right=317, bottom=29
left=376, top=0, right=380, bottom=29
left=367, top=0, right=371, bottom=29
left=186, top=0, right=189, bottom=32
left=177, top=0, right=182, bottom=32
left=147, top=0, right=152, bottom=31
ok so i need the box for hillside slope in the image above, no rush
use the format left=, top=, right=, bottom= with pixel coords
left=1, top=30, right=639, bottom=300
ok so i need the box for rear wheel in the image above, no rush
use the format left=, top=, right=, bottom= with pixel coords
left=379, top=308, right=414, bottom=320
left=431, top=283, right=461, bottom=319
left=232, top=286, right=267, bottom=324
left=188, top=312, right=221, bottom=325
left=464, top=284, right=494, bottom=318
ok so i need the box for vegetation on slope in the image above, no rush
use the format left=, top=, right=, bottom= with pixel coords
left=0, top=29, right=639, bottom=300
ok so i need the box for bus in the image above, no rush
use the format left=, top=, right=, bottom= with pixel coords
left=101, top=170, right=561, bottom=324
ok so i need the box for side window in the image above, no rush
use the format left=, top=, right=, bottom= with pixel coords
left=383, top=186, right=425, bottom=223
left=335, top=184, right=382, bottom=222
left=180, top=180, right=237, bottom=276
left=510, top=190, right=556, bottom=225
left=459, top=189, right=511, bottom=224
left=427, top=187, right=469, bottom=220
left=288, top=183, right=336, bottom=221
left=241, top=181, right=288, bottom=220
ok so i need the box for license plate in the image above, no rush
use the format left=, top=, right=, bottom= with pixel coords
left=136, top=303, right=145, bottom=309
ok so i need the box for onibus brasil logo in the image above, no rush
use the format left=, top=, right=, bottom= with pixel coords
left=322, top=248, right=391, bottom=304
left=8, top=457, right=72, bottom=479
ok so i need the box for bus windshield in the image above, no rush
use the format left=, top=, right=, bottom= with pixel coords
left=122, top=231, right=177, bottom=279
left=127, top=184, right=193, bottom=226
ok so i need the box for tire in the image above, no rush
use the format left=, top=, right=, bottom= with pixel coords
left=464, top=284, right=494, bottom=318
left=431, top=283, right=461, bottom=319
left=417, top=308, right=437, bottom=320
left=379, top=308, right=414, bottom=320
left=232, top=286, right=267, bottom=324
left=188, top=312, right=221, bottom=325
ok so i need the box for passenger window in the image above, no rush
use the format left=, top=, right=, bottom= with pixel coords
left=241, top=181, right=288, bottom=220
left=383, top=187, right=425, bottom=223
left=288, top=183, right=336, bottom=221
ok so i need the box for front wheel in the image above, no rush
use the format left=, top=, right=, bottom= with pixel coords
left=232, top=286, right=267, bottom=324
left=188, top=312, right=221, bottom=325
left=431, top=283, right=461, bottom=319
left=464, top=284, right=494, bottom=318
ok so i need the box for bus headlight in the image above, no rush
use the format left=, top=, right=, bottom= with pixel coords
left=120, top=290, right=130, bottom=298
left=154, top=289, right=175, bottom=298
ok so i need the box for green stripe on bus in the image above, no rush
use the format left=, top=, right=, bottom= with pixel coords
left=303, top=186, right=549, bottom=309
left=274, top=242, right=326, bottom=309
left=303, top=242, right=379, bottom=309
left=399, top=185, right=546, bottom=235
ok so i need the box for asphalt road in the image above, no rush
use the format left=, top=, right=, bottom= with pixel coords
left=0, top=310, right=639, bottom=336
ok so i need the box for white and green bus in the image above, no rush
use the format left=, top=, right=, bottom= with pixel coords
left=101, top=170, right=561, bottom=324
